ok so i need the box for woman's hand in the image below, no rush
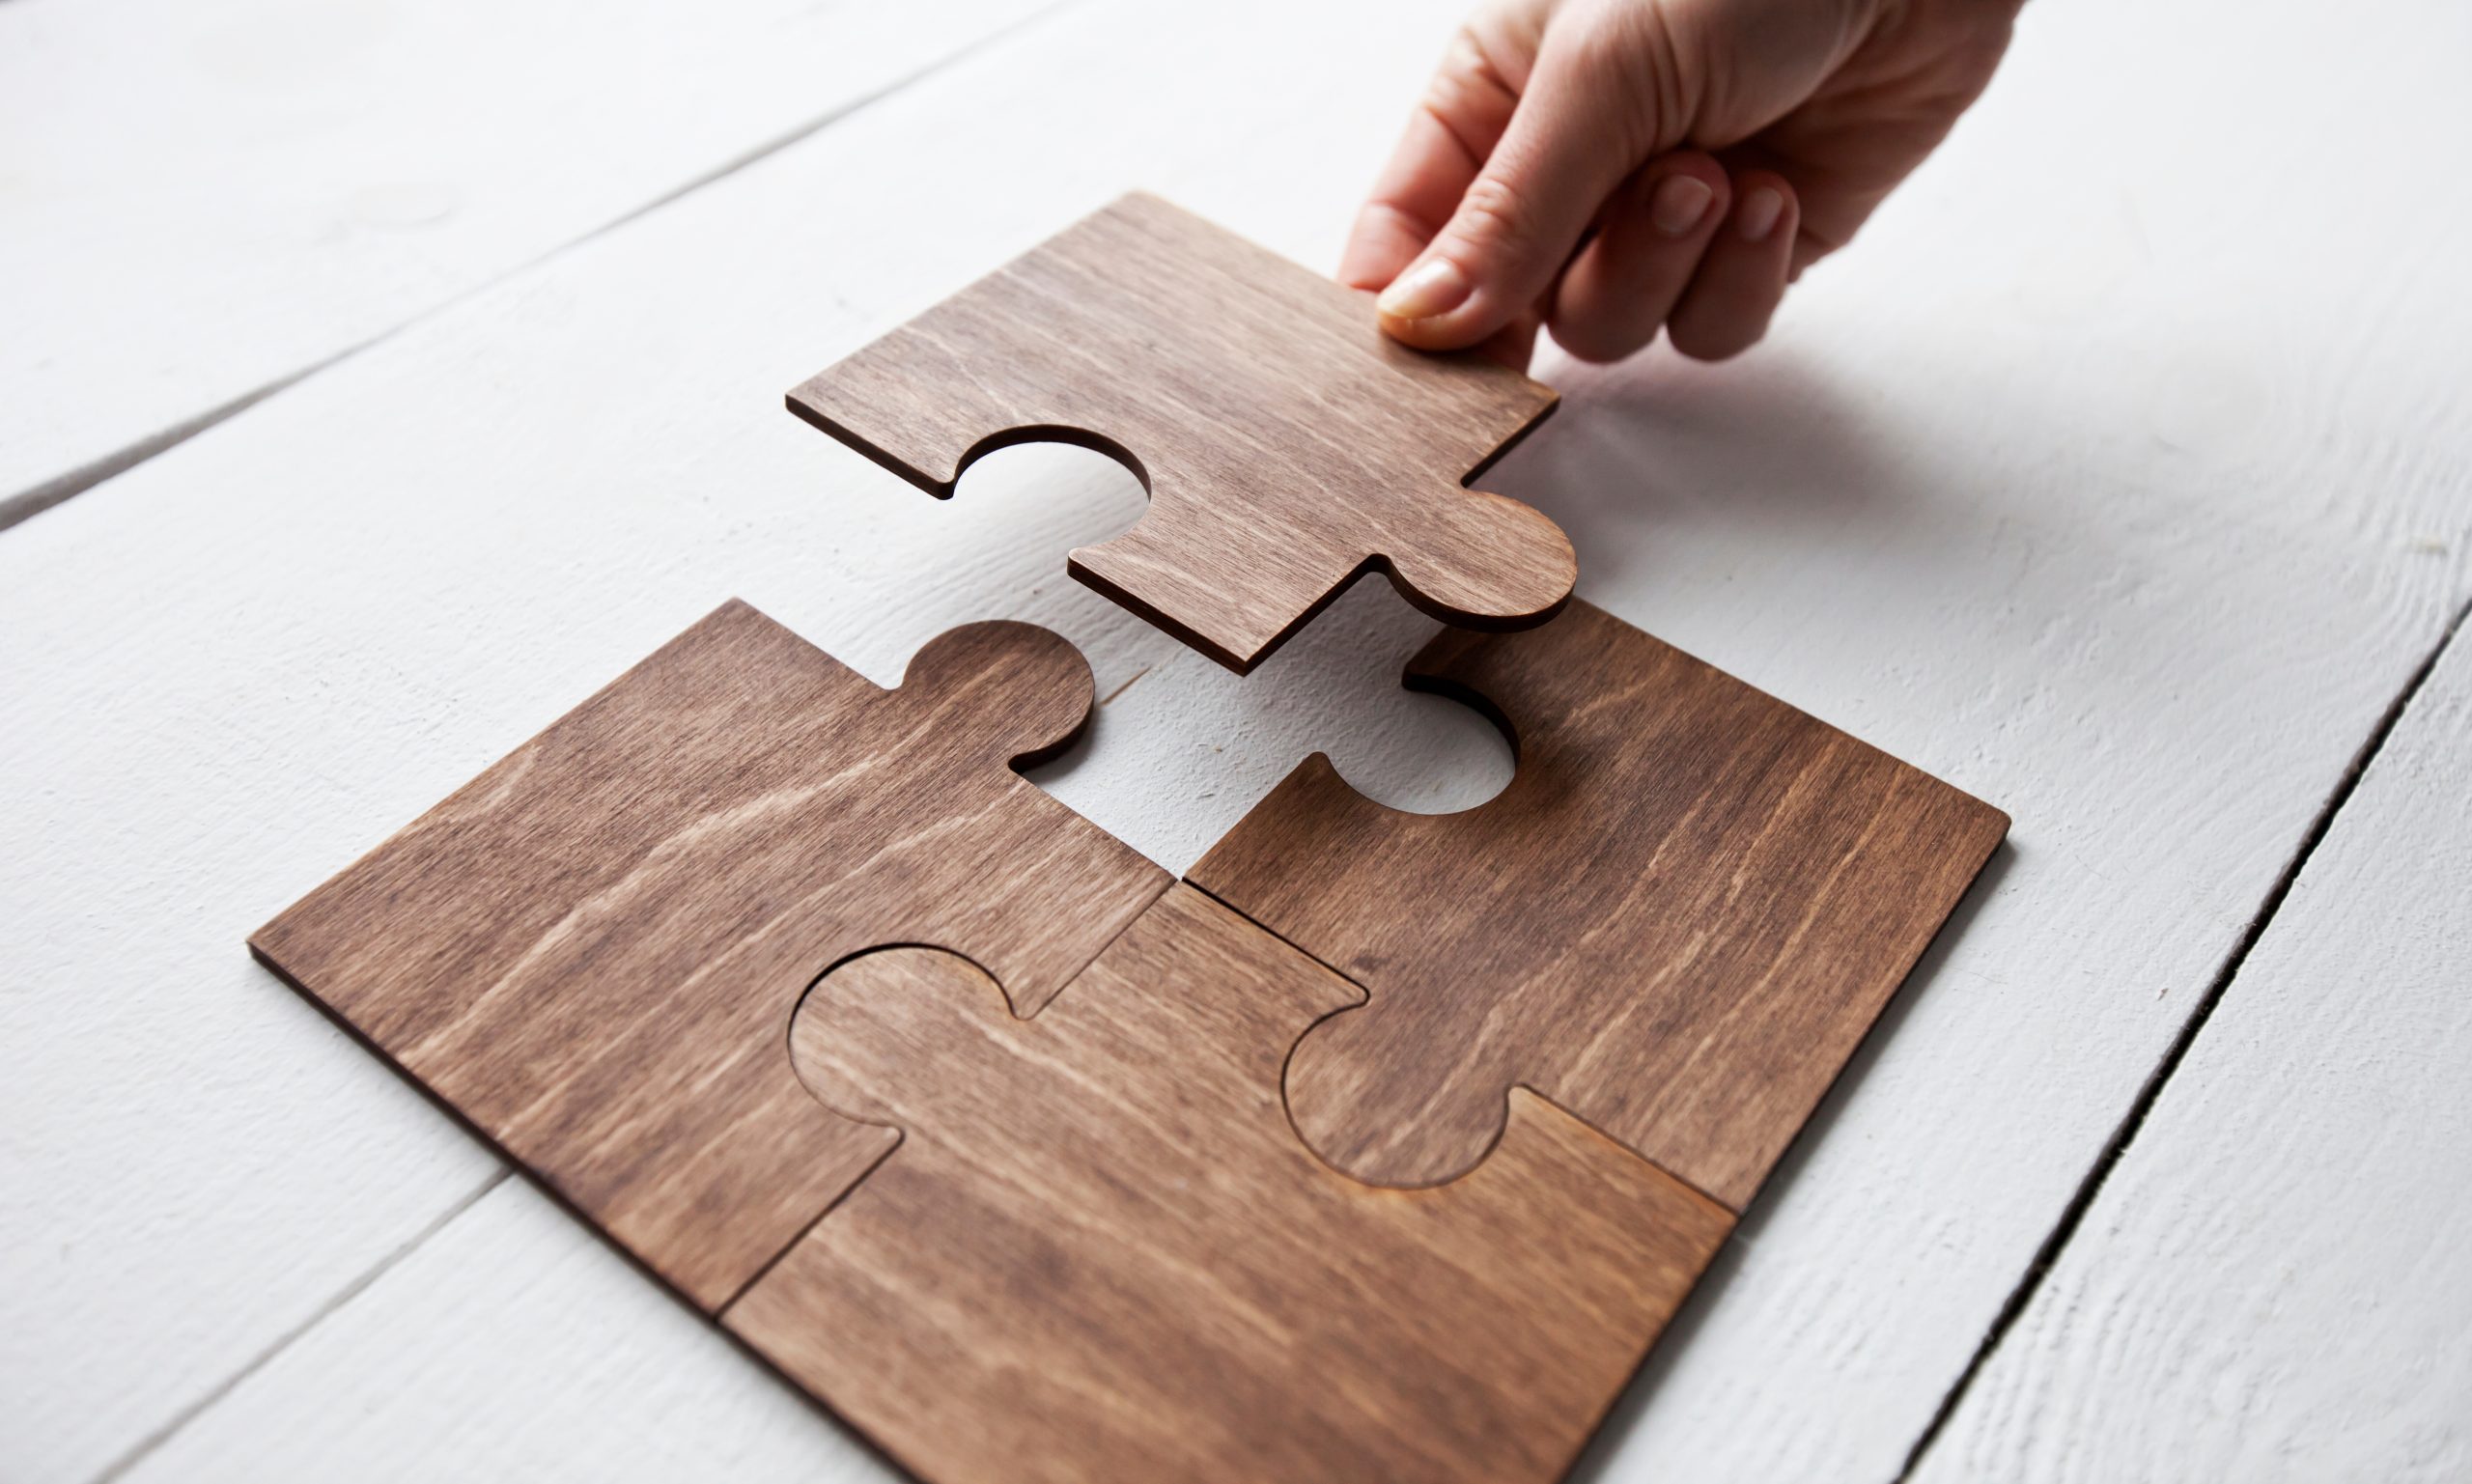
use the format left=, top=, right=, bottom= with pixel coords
left=1346, top=0, right=2021, bottom=365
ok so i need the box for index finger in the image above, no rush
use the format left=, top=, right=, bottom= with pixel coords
left=1338, top=31, right=1523, bottom=291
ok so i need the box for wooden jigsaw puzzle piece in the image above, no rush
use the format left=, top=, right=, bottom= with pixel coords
left=251, top=602, right=1168, bottom=1310
left=788, top=191, right=1573, bottom=673
left=1188, top=599, right=2009, bottom=1210
left=728, top=883, right=1728, bottom=1484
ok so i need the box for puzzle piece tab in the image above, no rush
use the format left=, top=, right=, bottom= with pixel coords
left=1190, top=600, right=2008, bottom=1208
left=789, top=191, right=1572, bottom=673
left=252, top=602, right=1168, bottom=1310
left=729, top=883, right=1729, bottom=1484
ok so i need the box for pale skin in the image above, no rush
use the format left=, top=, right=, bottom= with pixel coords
left=1347, top=0, right=2024, bottom=366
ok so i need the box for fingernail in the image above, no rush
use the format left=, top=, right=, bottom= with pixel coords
left=1648, top=175, right=1715, bottom=237
left=1736, top=187, right=1784, bottom=243
left=1376, top=256, right=1473, bottom=321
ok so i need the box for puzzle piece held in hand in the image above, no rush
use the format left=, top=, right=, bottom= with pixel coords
left=251, top=602, right=1168, bottom=1310
left=789, top=191, right=1572, bottom=673
left=729, top=884, right=1730, bottom=1484
left=1190, top=599, right=2009, bottom=1208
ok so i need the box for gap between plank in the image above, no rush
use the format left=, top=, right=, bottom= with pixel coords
left=86, top=1170, right=513, bottom=1484
left=0, top=369, right=324, bottom=530
left=1895, top=594, right=2472, bottom=1482
left=0, top=0, right=1088, bottom=535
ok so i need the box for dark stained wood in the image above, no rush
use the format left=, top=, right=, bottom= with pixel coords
left=1189, top=599, right=2009, bottom=1209
left=788, top=191, right=1572, bottom=674
left=251, top=601, right=1169, bottom=1311
left=731, top=883, right=1730, bottom=1484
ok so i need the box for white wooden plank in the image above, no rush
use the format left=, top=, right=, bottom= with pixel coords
left=1912, top=622, right=2472, bottom=1483
left=2, top=0, right=2467, bottom=1481
left=0, top=0, right=1055, bottom=524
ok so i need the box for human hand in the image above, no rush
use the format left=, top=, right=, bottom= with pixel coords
left=1345, top=0, right=2021, bottom=365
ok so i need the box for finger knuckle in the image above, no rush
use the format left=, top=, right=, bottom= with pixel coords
left=1453, top=171, right=1548, bottom=257
left=1552, top=0, right=1687, bottom=154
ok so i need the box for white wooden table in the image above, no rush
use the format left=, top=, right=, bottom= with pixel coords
left=4, top=0, right=2466, bottom=1480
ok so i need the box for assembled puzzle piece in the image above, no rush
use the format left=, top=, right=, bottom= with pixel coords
left=789, top=191, right=1572, bottom=673
left=1190, top=599, right=2009, bottom=1208
left=252, top=601, right=1168, bottom=1310
left=729, top=884, right=1730, bottom=1484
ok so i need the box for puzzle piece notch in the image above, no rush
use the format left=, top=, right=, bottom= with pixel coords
left=1189, top=599, right=2009, bottom=1209
left=734, top=883, right=1729, bottom=1484
left=251, top=602, right=1168, bottom=1311
left=789, top=191, right=1573, bottom=674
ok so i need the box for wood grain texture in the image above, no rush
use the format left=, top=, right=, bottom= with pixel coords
left=12, top=0, right=2472, bottom=1477
left=788, top=190, right=1571, bottom=673
left=249, top=601, right=1168, bottom=1312
left=730, top=883, right=1730, bottom=1484
left=1915, top=625, right=2472, bottom=1484
left=1192, top=599, right=2008, bottom=1207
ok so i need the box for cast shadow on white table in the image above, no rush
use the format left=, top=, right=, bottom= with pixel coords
left=1499, top=349, right=1998, bottom=618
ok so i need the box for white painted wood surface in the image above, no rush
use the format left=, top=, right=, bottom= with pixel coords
left=1914, top=625, right=2472, bottom=1484
left=0, top=0, right=1054, bottom=524
left=1, top=0, right=2466, bottom=1481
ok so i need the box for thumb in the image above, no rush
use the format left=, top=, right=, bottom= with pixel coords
left=1375, top=14, right=1669, bottom=351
